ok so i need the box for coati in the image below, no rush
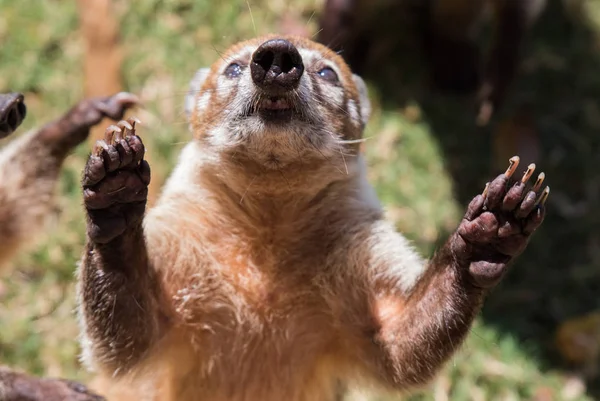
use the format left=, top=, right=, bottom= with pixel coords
left=317, top=0, right=546, bottom=124
left=0, top=91, right=137, bottom=401
left=77, top=35, right=550, bottom=401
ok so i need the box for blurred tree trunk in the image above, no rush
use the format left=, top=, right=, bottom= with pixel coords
left=76, top=0, right=123, bottom=145
left=76, top=0, right=160, bottom=205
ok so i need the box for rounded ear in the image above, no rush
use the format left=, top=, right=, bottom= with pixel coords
left=352, top=74, right=371, bottom=126
left=185, top=68, right=211, bottom=121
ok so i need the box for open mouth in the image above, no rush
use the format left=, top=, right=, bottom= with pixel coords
left=261, top=97, right=291, bottom=111
left=252, top=96, right=295, bottom=121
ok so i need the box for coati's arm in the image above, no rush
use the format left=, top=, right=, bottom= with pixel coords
left=0, top=367, right=105, bottom=401
left=0, top=92, right=138, bottom=269
left=343, top=158, right=549, bottom=389
left=78, top=120, right=165, bottom=375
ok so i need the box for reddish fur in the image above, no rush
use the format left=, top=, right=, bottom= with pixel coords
left=79, top=36, right=431, bottom=401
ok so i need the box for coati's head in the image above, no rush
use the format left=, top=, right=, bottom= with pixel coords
left=185, top=35, right=371, bottom=169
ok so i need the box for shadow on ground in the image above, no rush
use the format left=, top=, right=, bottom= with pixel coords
left=342, top=0, right=600, bottom=398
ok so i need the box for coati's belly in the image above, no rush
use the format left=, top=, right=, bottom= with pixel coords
left=97, top=324, right=343, bottom=401
left=164, top=332, right=342, bottom=401
left=96, top=278, right=345, bottom=401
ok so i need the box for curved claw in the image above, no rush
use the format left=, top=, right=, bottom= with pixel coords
left=127, top=116, right=141, bottom=130
left=532, top=172, right=545, bottom=192
left=505, top=156, right=520, bottom=179
left=521, top=163, right=536, bottom=184
left=482, top=182, right=490, bottom=197
left=113, top=91, right=140, bottom=104
left=93, top=140, right=109, bottom=156
left=536, top=186, right=550, bottom=206
left=104, top=125, right=122, bottom=145
left=116, top=120, right=133, bottom=139
left=117, top=120, right=133, bottom=132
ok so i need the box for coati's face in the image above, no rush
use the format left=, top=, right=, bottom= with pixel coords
left=185, top=35, right=371, bottom=169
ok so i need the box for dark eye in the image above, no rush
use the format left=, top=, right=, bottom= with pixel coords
left=224, top=63, right=242, bottom=78
left=317, top=67, right=338, bottom=83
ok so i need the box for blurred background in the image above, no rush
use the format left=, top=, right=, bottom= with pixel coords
left=0, top=0, right=599, bottom=400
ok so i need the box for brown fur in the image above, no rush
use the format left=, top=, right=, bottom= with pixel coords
left=78, top=36, right=545, bottom=401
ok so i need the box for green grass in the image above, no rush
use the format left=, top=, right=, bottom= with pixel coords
left=0, top=0, right=598, bottom=400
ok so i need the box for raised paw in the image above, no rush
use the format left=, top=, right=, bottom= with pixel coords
left=43, top=92, right=140, bottom=154
left=82, top=117, right=150, bottom=244
left=72, top=92, right=140, bottom=127
left=452, top=156, right=549, bottom=288
left=0, top=92, right=26, bottom=138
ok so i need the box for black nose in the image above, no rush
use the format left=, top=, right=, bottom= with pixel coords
left=0, top=93, right=26, bottom=138
left=250, top=39, right=304, bottom=93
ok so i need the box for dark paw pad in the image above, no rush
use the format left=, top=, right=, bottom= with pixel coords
left=0, top=92, right=26, bottom=138
left=453, top=156, right=549, bottom=288
left=82, top=117, right=150, bottom=244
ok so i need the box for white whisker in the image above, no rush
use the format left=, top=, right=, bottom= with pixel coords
left=246, top=0, right=257, bottom=36
left=336, top=137, right=371, bottom=144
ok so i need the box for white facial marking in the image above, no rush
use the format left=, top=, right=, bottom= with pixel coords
left=187, top=40, right=370, bottom=168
